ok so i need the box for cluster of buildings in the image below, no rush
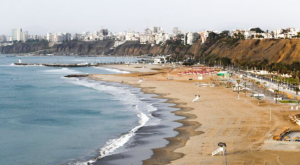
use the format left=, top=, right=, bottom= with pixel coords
left=1, top=27, right=300, bottom=47
left=46, top=29, right=110, bottom=43
left=0, top=28, right=44, bottom=46
left=231, top=28, right=300, bottom=39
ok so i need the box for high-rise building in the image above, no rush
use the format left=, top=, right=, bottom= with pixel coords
left=46, top=33, right=52, bottom=42
left=12, top=29, right=28, bottom=42
left=172, top=27, right=180, bottom=35
left=64, top=33, right=71, bottom=41
left=12, top=28, right=22, bottom=41
left=151, top=26, right=158, bottom=33
left=21, top=31, right=28, bottom=42
left=144, top=28, right=152, bottom=35
left=100, top=29, right=108, bottom=36
left=151, top=26, right=163, bottom=34
left=0, top=35, right=7, bottom=42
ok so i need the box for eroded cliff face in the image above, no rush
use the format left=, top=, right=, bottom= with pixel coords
left=112, top=39, right=300, bottom=63
left=0, top=42, right=49, bottom=54
left=1, top=39, right=300, bottom=64
left=203, top=39, right=300, bottom=63
left=52, top=40, right=115, bottom=55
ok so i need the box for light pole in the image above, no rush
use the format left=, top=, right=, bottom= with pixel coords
left=275, top=80, right=280, bottom=104
left=243, top=82, right=247, bottom=98
left=269, top=104, right=272, bottom=122
left=237, top=79, right=241, bottom=100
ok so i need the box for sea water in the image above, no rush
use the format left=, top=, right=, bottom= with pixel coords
left=0, top=56, right=182, bottom=165
left=0, top=56, right=138, bottom=164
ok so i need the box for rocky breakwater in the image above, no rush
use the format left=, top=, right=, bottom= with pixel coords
left=64, top=74, right=89, bottom=78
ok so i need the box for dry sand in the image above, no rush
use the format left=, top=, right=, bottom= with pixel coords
left=89, top=64, right=300, bottom=165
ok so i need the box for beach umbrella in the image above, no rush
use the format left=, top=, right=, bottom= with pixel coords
left=218, top=142, right=227, bottom=147
left=284, top=136, right=290, bottom=141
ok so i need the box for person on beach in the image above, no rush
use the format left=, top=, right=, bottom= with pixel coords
left=138, top=78, right=143, bottom=84
left=192, top=95, right=200, bottom=102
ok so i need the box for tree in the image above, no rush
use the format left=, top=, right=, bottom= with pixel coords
left=220, top=57, right=231, bottom=69
left=243, top=82, right=247, bottom=98
left=250, top=27, right=265, bottom=33
left=256, top=81, right=261, bottom=95
left=251, top=79, right=256, bottom=91
left=263, top=82, right=267, bottom=95
left=295, top=87, right=300, bottom=96
left=257, top=35, right=264, bottom=39
left=220, top=30, right=230, bottom=38
left=256, top=96, right=263, bottom=105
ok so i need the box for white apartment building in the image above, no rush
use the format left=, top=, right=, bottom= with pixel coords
left=273, top=28, right=283, bottom=38
left=244, top=30, right=256, bottom=39
left=21, top=31, right=28, bottom=42
left=12, top=28, right=28, bottom=42
left=186, top=32, right=200, bottom=45
left=12, top=28, right=22, bottom=41
left=155, top=33, right=165, bottom=45
left=71, top=33, right=83, bottom=40
left=125, top=32, right=139, bottom=41
left=199, top=31, right=210, bottom=44
left=53, top=33, right=63, bottom=42
left=46, top=33, right=52, bottom=42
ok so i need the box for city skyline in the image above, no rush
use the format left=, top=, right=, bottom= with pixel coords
left=1, top=0, right=300, bottom=36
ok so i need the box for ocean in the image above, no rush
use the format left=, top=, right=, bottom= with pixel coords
left=0, top=56, right=182, bottom=165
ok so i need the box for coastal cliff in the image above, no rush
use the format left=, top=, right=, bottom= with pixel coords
left=52, top=40, right=114, bottom=55
left=112, top=39, right=300, bottom=64
left=0, top=41, right=49, bottom=54
left=203, top=39, right=300, bottom=64
left=1, top=39, right=300, bottom=63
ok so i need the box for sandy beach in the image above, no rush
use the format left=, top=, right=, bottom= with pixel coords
left=90, top=64, right=300, bottom=165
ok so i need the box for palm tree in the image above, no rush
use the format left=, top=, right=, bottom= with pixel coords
left=243, top=82, right=247, bottom=97
left=256, top=96, right=262, bottom=106
left=263, top=82, right=267, bottom=95
left=256, top=81, right=261, bottom=94
left=251, top=79, right=255, bottom=91
left=295, top=86, right=300, bottom=96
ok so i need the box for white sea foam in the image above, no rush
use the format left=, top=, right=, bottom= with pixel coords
left=98, top=112, right=149, bottom=158
left=44, top=68, right=82, bottom=74
left=10, top=63, right=44, bottom=67
left=72, top=159, right=96, bottom=165
left=94, top=67, right=130, bottom=74
left=66, top=78, right=160, bottom=163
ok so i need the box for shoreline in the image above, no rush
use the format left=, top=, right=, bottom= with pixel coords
left=86, top=74, right=202, bottom=165
left=138, top=87, right=203, bottom=165
left=70, top=63, right=300, bottom=165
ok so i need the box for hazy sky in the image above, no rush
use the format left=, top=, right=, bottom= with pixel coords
left=1, top=0, right=299, bottom=35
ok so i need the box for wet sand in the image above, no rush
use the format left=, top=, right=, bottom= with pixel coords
left=90, top=64, right=300, bottom=165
